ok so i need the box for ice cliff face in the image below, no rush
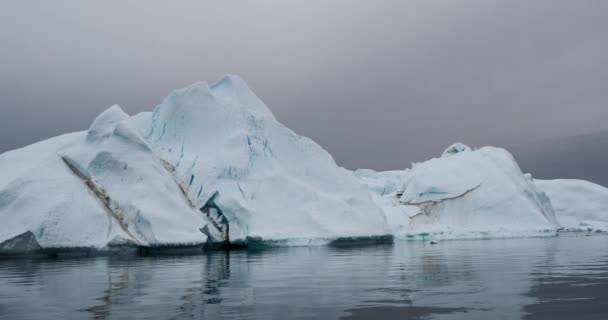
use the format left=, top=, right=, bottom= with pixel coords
left=136, top=75, right=391, bottom=243
left=355, top=143, right=562, bottom=239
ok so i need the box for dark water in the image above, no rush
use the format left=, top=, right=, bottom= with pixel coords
left=1, top=234, right=608, bottom=320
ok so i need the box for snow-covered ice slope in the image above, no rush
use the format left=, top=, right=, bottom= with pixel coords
left=0, top=75, right=391, bottom=250
left=59, top=105, right=211, bottom=246
left=0, top=132, right=123, bottom=248
left=354, top=169, right=407, bottom=196
left=0, top=106, right=213, bottom=249
left=356, top=143, right=561, bottom=239
left=535, top=179, right=608, bottom=231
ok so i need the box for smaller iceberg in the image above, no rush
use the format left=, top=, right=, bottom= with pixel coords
left=356, top=143, right=562, bottom=240
left=535, top=179, right=608, bottom=231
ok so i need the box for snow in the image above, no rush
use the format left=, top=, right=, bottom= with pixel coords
left=535, top=179, right=608, bottom=231
left=441, top=142, right=471, bottom=157
left=0, top=131, right=120, bottom=248
left=399, top=151, right=484, bottom=204
left=353, top=169, right=407, bottom=196
left=367, top=194, right=422, bottom=236
left=356, top=144, right=562, bottom=240
left=59, top=105, right=209, bottom=246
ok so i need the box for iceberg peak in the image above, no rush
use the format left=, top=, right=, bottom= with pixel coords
left=210, top=74, right=273, bottom=117
left=210, top=74, right=247, bottom=91
left=441, top=142, right=471, bottom=157
left=154, top=75, right=273, bottom=123
left=86, top=105, right=130, bottom=142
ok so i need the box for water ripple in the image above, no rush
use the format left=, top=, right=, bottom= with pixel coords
left=1, top=234, right=608, bottom=319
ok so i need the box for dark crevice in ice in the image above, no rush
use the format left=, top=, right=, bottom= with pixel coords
left=60, top=156, right=145, bottom=245
left=175, top=141, right=185, bottom=168
left=404, top=183, right=482, bottom=206
left=237, top=183, right=247, bottom=200
left=159, top=158, right=196, bottom=208
left=157, top=155, right=228, bottom=245
left=199, top=192, right=230, bottom=245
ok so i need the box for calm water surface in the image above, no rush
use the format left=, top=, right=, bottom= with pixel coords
left=1, top=234, right=608, bottom=320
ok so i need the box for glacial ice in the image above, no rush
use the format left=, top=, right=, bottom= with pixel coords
left=59, top=105, right=211, bottom=246
left=0, top=75, right=390, bottom=251
left=356, top=143, right=562, bottom=239
left=0, top=75, right=606, bottom=252
left=535, top=179, right=608, bottom=231
left=0, top=131, right=120, bottom=249
left=136, top=75, right=392, bottom=244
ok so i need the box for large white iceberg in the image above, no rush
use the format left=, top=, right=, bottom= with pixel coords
left=355, top=143, right=562, bottom=239
left=535, top=179, right=608, bottom=231
left=1, top=75, right=606, bottom=253
left=0, top=75, right=391, bottom=252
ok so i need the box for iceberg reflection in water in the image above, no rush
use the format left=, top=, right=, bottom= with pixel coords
left=1, top=234, right=608, bottom=320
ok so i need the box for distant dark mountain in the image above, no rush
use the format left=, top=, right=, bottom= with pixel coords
left=509, top=131, right=608, bottom=187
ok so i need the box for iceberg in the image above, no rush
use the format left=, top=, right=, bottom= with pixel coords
left=535, top=179, right=608, bottom=231
left=0, top=75, right=391, bottom=251
left=355, top=143, right=562, bottom=240
left=1, top=74, right=606, bottom=253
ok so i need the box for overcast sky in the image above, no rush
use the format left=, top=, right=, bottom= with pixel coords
left=1, top=1, right=607, bottom=170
